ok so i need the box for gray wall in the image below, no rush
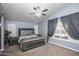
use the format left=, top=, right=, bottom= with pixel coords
left=49, top=3, right=79, bottom=19
left=38, top=20, right=48, bottom=42
left=38, top=4, right=79, bottom=51
left=5, top=20, right=36, bottom=37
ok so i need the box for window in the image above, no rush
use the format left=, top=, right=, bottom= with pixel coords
left=34, top=25, right=38, bottom=34
left=52, top=19, right=68, bottom=39
left=8, top=23, right=16, bottom=37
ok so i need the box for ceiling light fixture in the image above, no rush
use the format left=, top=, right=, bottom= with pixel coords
left=35, top=12, right=41, bottom=17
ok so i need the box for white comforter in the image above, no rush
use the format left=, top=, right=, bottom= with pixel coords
left=18, top=35, right=44, bottom=43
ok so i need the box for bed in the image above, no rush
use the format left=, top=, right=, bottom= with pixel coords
left=18, top=28, right=45, bottom=51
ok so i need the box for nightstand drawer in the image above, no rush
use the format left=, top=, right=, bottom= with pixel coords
left=10, top=37, right=18, bottom=46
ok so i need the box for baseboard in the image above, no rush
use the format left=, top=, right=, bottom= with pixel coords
left=48, top=41, right=79, bottom=52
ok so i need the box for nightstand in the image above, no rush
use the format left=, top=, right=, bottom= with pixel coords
left=9, top=37, right=18, bottom=46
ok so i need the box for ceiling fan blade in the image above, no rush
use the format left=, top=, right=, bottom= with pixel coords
left=37, top=7, right=40, bottom=9
left=33, top=7, right=37, bottom=11
left=42, top=13, right=46, bottom=16
left=28, top=13, right=35, bottom=14
left=42, top=9, right=48, bottom=12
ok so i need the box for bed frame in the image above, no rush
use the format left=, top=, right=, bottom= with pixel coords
left=18, top=28, right=45, bottom=51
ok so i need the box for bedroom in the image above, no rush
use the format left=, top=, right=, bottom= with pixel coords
left=0, top=3, right=79, bottom=56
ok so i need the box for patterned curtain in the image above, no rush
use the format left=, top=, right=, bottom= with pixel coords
left=61, top=12, right=79, bottom=40
left=48, top=18, right=58, bottom=37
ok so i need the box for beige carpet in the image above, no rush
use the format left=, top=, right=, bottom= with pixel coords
left=5, top=43, right=79, bottom=56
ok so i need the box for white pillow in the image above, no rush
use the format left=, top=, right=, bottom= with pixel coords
left=30, top=35, right=37, bottom=37
left=19, top=36, right=30, bottom=39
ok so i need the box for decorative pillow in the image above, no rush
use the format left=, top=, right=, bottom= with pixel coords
left=36, top=34, right=41, bottom=36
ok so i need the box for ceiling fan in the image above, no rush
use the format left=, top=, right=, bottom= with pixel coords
left=28, top=7, right=48, bottom=17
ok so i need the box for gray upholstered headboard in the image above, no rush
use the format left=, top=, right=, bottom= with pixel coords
left=18, top=28, right=34, bottom=37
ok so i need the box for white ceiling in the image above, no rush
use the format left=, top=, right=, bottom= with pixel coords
left=1, top=3, right=70, bottom=23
